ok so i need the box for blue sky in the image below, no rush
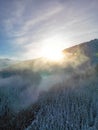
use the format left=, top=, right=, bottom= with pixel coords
left=0, top=0, right=98, bottom=59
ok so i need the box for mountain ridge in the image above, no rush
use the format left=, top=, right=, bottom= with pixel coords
left=0, top=39, right=98, bottom=130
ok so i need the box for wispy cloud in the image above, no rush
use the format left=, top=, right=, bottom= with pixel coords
left=0, top=0, right=98, bottom=59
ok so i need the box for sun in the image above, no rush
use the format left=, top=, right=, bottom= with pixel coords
left=42, top=47, right=64, bottom=61
left=42, top=49, right=64, bottom=61
left=40, top=35, right=67, bottom=62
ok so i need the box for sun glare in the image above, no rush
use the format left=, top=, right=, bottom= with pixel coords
left=41, top=35, right=65, bottom=62
left=42, top=47, right=64, bottom=61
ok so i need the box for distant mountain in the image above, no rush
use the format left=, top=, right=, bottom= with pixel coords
left=0, top=39, right=98, bottom=70
left=0, top=39, right=98, bottom=78
left=0, top=39, right=98, bottom=77
left=0, top=58, right=19, bottom=70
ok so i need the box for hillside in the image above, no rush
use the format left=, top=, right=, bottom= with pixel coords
left=63, top=39, right=98, bottom=64
left=0, top=39, right=98, bottom=130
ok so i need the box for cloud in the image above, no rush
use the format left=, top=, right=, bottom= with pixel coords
left=2, top=0, right=62, bottom=37
left=0, top=70, right=41, bottom=114
left=0, top=68, right=66, bottom=114
left=0, top=0, right=98, bottom=59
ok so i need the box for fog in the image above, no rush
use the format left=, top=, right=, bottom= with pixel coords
left=0, top=47, right=94, bottom=115
left=0, top=69, right=70, bottom=114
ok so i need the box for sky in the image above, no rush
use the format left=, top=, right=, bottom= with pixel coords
left=0, top=0, right=98, bottom=60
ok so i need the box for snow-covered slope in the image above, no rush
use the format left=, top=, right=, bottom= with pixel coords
left=63, top=39, right=98, bottom=65
left=26, top=74, right=98, bottom=130
left=0, top=39, right=98, bottom=130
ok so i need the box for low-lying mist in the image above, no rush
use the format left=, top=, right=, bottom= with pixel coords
left=0, top=46, right=97, bottom=116
left=0, top=67, right=71, bottom=114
